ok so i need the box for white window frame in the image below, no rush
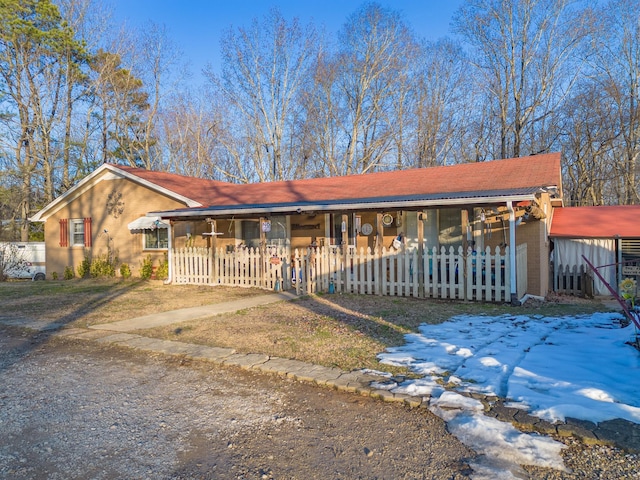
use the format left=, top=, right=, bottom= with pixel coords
left=70, top=219, right=85, bottom=246
left=144, top=228, right=169, bottom=250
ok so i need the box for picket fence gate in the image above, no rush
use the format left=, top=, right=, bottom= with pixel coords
left=172, top=244, right=514, bottom=302
left=553, top=263, right=594, bottom=297
left=173, top=246, right=289, bottom=291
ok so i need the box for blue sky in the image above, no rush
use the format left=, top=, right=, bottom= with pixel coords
left=110, top=0, right=464, bottom=80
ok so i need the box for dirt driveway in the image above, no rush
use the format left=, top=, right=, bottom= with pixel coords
left=1, top=326, right=474, bottom=479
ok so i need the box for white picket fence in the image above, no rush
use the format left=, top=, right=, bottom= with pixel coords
left=293, top=245, right=511, bottom=302
left=173, top=247, right=212, bottom=285
left=172, top=244, right=513, bottom=302
left=173, top=246, right=290, bottom=290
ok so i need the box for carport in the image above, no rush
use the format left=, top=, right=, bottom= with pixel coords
left=550, top=205, right=640, bottom=295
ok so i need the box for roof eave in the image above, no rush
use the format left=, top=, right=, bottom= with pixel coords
left=151, top=193, right=539, bottom=219
left=29, top=164, right=203, bottom=222
left=30, top=163, right=113, bottom=222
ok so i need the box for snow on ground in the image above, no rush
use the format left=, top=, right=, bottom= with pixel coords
left=376, top=312, right=640, bottom=479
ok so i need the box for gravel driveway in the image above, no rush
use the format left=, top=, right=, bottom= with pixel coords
left=2, top=326, right=639, bottom=479
left=0, top=327, right=473, bottom=479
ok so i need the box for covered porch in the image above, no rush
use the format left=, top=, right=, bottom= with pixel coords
left=160, top=202, right=536, bottom=304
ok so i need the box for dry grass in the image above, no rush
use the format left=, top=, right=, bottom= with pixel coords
left=0, top=279, right=271, bottom=328
left=2, top=279, right=612, bottom=372
left=137, top=291, right=609, bottom=372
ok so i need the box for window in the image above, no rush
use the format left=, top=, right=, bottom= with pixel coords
left=241, top=220, right=260, bottom=249
left=70, top=219, right=85, bottom=246
left=438, top=208, right=463, bottom=249
left=265, top=215, right=287, bottom=247
left=63, top=218, right=91, bottom=247
left=144, top=228, right=168, bottom=249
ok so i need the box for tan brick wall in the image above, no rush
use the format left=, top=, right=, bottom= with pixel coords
left=44, top=173, right=188, bottom=278
left=514, top=193, right=552, bottom=297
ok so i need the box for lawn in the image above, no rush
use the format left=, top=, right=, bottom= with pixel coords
left=1, top=279, right=610, bottom=372
left=0, top=279, right=269, bottom=326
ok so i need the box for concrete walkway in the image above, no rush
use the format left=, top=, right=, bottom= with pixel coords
left=89, top=291, right=298, bottom=332
left=2, top=292, right=639, bottom=453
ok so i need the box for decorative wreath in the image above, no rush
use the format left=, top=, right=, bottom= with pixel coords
left=382, top=213, right=394, bottom=227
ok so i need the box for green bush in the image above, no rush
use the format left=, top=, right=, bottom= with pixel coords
left=52, top=271, right=59, bottom=280
left=77, top=253, right=91, bottom=278
left=140, top=255, right=154, bottom=280
left=156, top=254, right=169, bottom=280
left=90, top=255, right=115, bottom=278
left=63, top=266, right=74, bottom=280
left=120, top=263, right=131, bottom=279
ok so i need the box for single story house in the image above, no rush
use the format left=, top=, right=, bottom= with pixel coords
left=29, top=164, right=227, bottom=278
left=31, top=153, right=563, bottom=303
left=549, top=205, right=640, bottom=295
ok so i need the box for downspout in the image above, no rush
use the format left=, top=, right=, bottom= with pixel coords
left=164, top=221, right=173, bottom=284
left=507, top=201, right=518, bottom=304
left=616, top=235, right=622, bottom=293
left=553, top=239, right=558, bottom=292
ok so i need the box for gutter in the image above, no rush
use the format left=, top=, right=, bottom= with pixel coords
left=150, top=193, right=538, bottom=219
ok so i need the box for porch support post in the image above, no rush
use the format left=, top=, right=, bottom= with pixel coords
left=461, top=209, right=470, bottom=300
left=166, top=220, right=173, bottom=284
left=616, top=235, right=622, bottom=293
left=260, top=217, right=267, bottom=288
left=342, top=213, right=349, bottom=293
left=507, top=201, right=518, bottom=305
left=341, top=214, right=349, bottom=245
left=211, top=219, right=218, bottom=286
left=375, top=213, right=384, bottom=253
left=553, top=240, right=558, bottom=292
left=324, top=214, right=331, bottom=247
left=418, top=211, right=425, bottom=298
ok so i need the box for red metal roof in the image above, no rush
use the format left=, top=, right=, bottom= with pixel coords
left=550, top=206, right=640, bottom=238
left=115, top=153, right=561, bottom=208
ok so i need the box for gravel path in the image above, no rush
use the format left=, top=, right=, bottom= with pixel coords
left=0, top=327, right=472, bottom=479
left=2, top=326, right=639, bottom=479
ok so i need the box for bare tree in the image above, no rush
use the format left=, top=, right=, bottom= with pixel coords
left=299, top=49, right=344, bottom=177
left=0, top=0, right=85, bottom=239
left=410, top=38, right=470, bottom=167
left=207, top=8, right=320, bottom=181
left=561, top=84, right=617, bottom=205
left=135, top=21, right=186, bottom=170
left=334, top=3, right=414, bottom=174
left=158, top=89, right=222, bottom=178
left=453, top=0, right=594, bottom=159
left=589, top=0, right=640, bottom=204
left=90, top=49, right=149, bottom=167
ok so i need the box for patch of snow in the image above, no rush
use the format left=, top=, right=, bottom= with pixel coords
left=376, top=311, right=640, bottom=476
